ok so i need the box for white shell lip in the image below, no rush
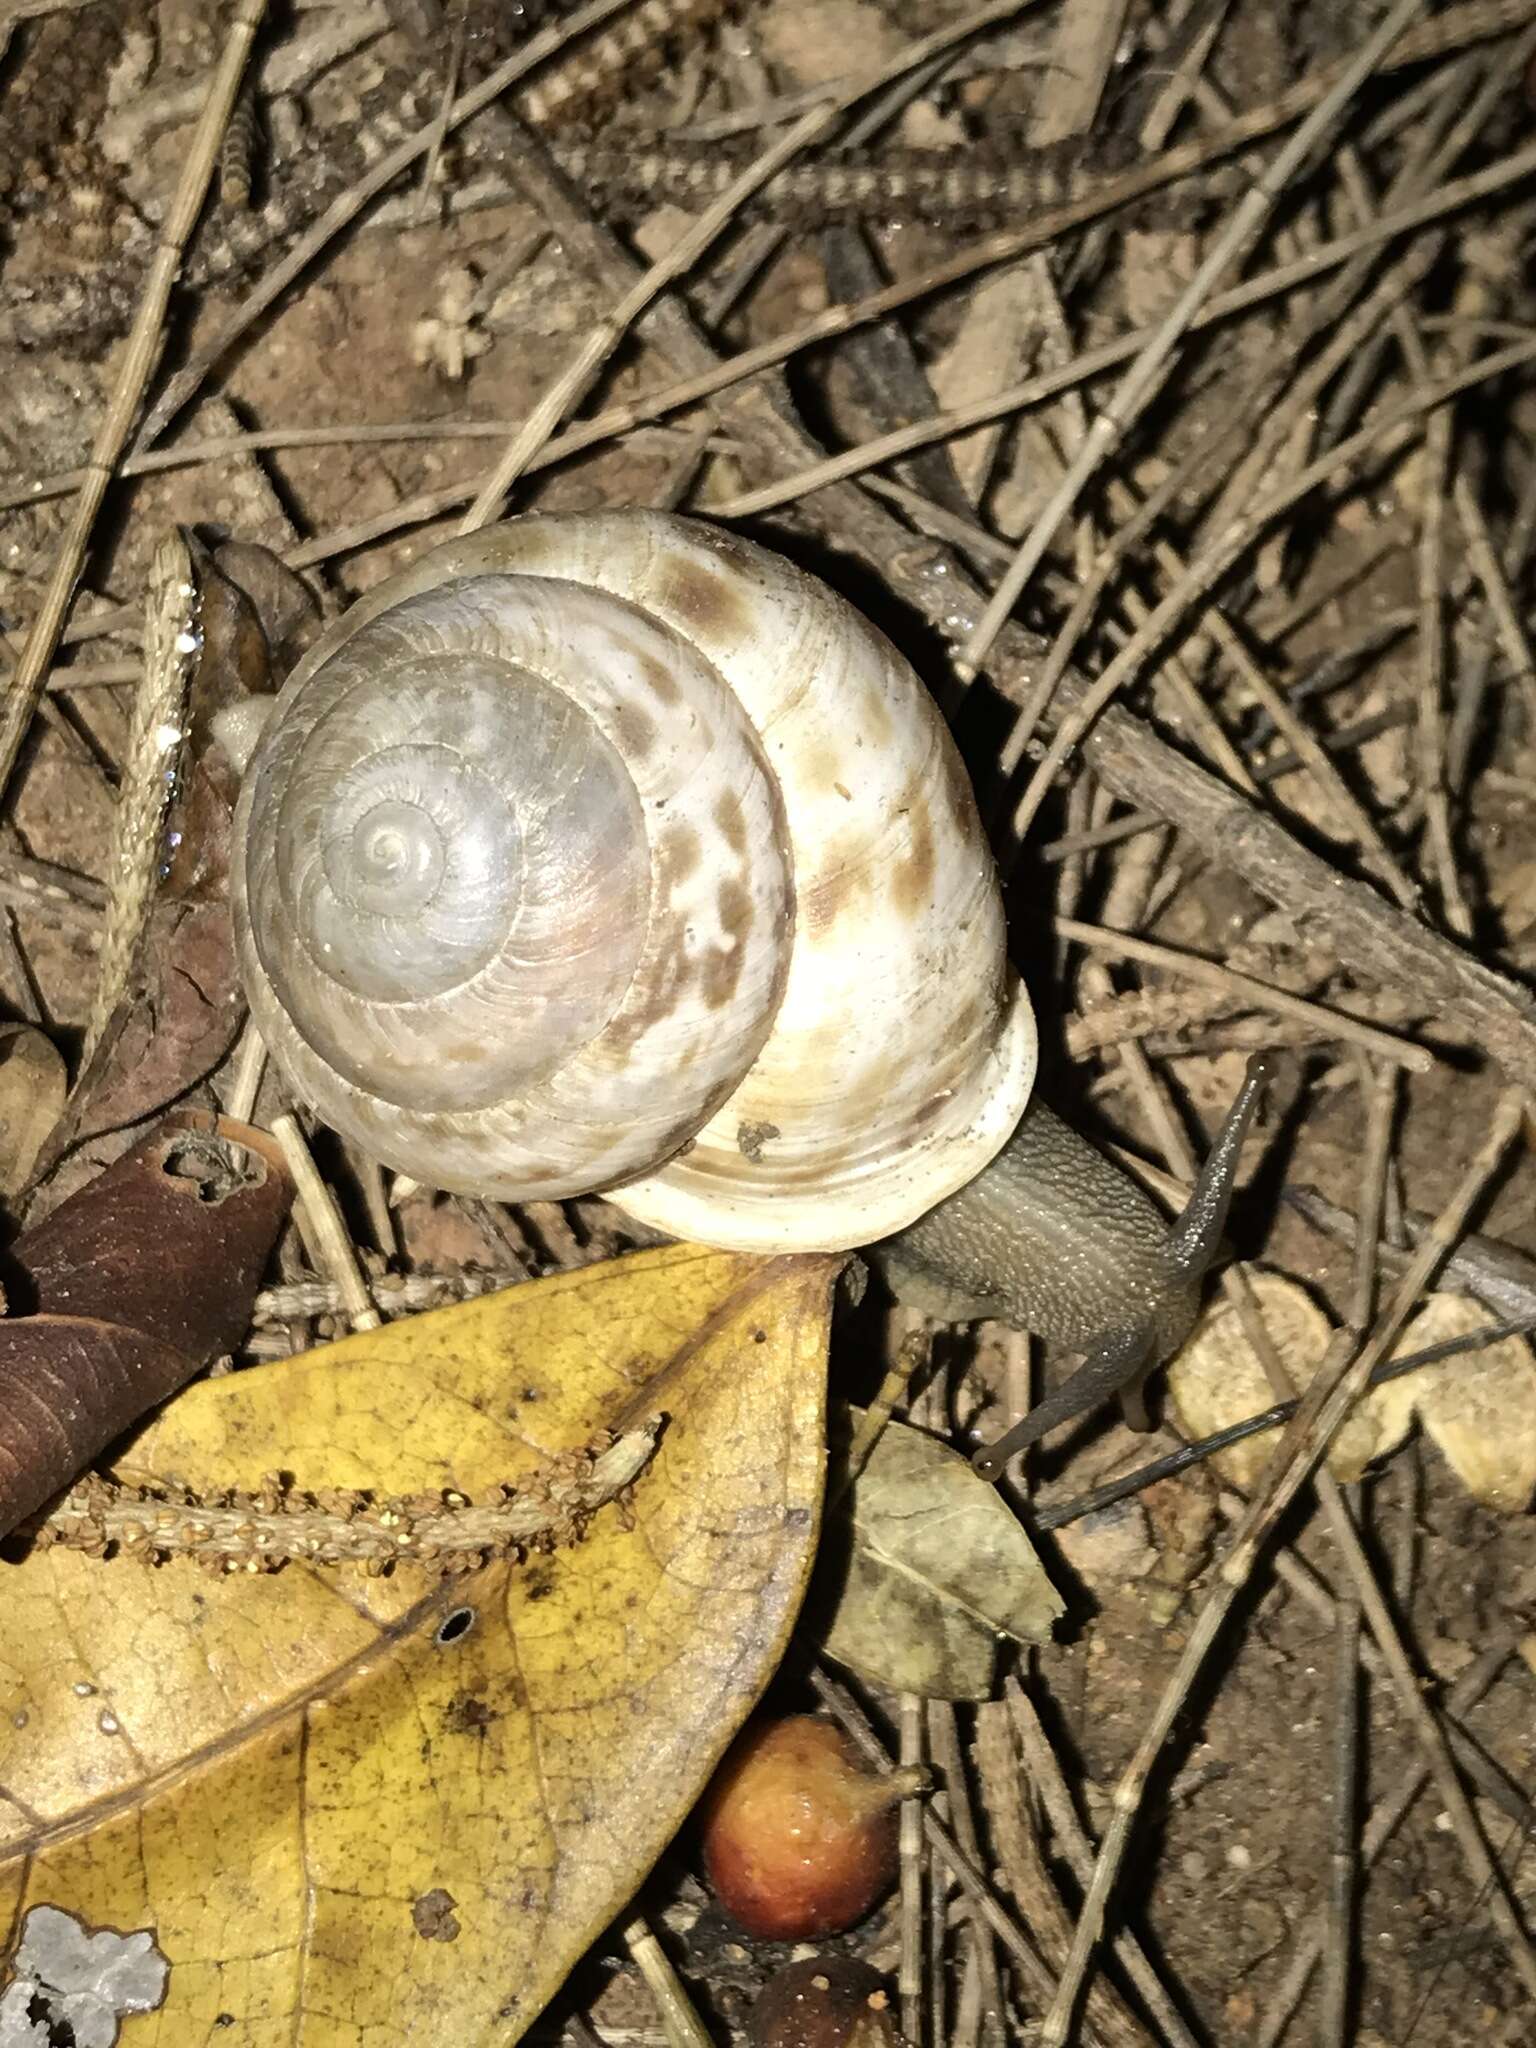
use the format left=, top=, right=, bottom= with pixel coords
left=610, top=970, right=1037, bottom=1251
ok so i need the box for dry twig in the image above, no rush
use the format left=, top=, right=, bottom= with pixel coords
left=1040, top=1092, right=1532, bottom=2042
left=0, top=0, right=268, bottom=805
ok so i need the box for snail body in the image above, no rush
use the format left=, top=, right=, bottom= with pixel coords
left=233, top=511, right=1267, bottom=1471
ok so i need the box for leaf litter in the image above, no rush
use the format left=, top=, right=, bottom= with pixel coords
left=5, top=0, right=1536, bottom=2042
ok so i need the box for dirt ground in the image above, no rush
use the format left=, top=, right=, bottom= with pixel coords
left=4, top=1, right=1536, bottom=2044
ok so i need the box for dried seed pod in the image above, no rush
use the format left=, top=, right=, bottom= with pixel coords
left=697, top=1715, right=920, bottom=1939
left=749, top=1958, right=900, bottom=2048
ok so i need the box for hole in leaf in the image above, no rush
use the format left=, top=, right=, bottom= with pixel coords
left=25, top=1991, right=77, bottom=2048
left=160, top=1133, right=261, bottom=1204
left=435, top=1607, right=476, bottom=1647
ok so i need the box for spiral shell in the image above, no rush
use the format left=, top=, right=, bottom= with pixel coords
left=234, top=511, right=1036, bottom=1251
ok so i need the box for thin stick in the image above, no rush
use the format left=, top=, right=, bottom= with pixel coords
left=834, top=1324, right=933, bottom=1507
left=1004, top=1680, right=1201, bottom=2048
left=899, top=1696, right=924, bottom=2048
left=131, top=0, right=639, bottom=453
left=1320, top=1516, right=1363, bottom=2048
left=621, top=1919, right=715, bottom=2048
left=1453, top=470, right=1536, bottom=724
left=1315, top=1066, right=1393, bottom=2045
left=0, top=0, right=268, bottom=807
left=81, top=533, right=198, bottom=1069
left=456, top=0, right=1037, bottom=530
left=0, top=416, right=720, bottom=518
left=927, top=1702, right=1006, bottom=2048
left=222, top=1025, right=268, bottom=1127
left=1052, top=917, right=1432, bottom=1069
left=706, top=138, right=1536, bottom=526
left=1255, top=1644, right=1514, bottom=2047
left=952, top=0, right=1428, bottom=684
left=413, top=18, right=465, bottom=224
left=1033, top=1311, right=1536, bottom=1531
left=271, top=1112, right=383, bottom=1334
left=1415, top=406, right=1475, bottom=933
left=1012, top=334, right=1536, bottom=844
left=1039, top=1092, right=1530, bottom=2045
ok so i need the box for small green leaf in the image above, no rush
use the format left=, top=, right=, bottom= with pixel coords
left=817, top=1417, right=1063, bottom=1699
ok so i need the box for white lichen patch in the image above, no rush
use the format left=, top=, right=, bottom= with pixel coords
left=0, top=1906, right=169, bottom=2048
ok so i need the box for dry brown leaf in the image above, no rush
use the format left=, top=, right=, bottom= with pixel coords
left=0, top=1244, right=833, bottom=2044
left=0, top=1024, right=65, bottom=1197
left=1164, top=1268, right=1411, bottom=1490
left=817, top=1415, right=1062, bottom=1699
left=0, top=1111, right=293, bottom=1540
left=1373, top=1293, right=1536, bottom=1513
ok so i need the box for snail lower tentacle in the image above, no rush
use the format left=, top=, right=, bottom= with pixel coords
left=871, top=1053, right=1274, bottom=1481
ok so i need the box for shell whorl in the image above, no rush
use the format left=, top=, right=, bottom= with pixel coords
left=236, top=564, right=793, bottom=1197
left=234, top=511, right=1037, bottom=1250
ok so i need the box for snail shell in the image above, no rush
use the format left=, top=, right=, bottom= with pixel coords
left=233, top=511, right=1036, bottom=1251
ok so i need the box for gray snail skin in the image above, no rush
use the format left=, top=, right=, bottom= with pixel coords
left=231, top=510, right=1265, bottom=1477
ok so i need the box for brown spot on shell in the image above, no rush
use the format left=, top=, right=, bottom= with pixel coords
left=863, top=686, right=894, bottom=747
left=948, top=987, right=996, bottom=1064
left=891, top=798, right=937, bottom=919
left=440, top=1038, right=499, bottom=1070
left=614, top=700, right=657, bottom=760
left=714, top=790, right=748, bottom=857
left=603, top=940, right=693, bottom=1055
left=500, top=523, right=556, bottom=566
left=656, top=820, right=702, bottom=892
left=719, top=875, right=753, bottom=943
left=802, top=742, right=843, bottom=793
left=729, top=1135, right=860, bottom=1189
left=701, top=878, right=752, bottom=1009
left=656, top=554, right=755, bottom=645
left=640, top=653, right=683, bottom=706
left=800, top=858, right=865, bottom=938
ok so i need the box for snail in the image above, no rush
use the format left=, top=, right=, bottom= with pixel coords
left=230, top=510, right=1270, bottom=1478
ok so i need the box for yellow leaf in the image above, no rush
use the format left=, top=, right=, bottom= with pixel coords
left=0, top=1244, right=833, bottom=2046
